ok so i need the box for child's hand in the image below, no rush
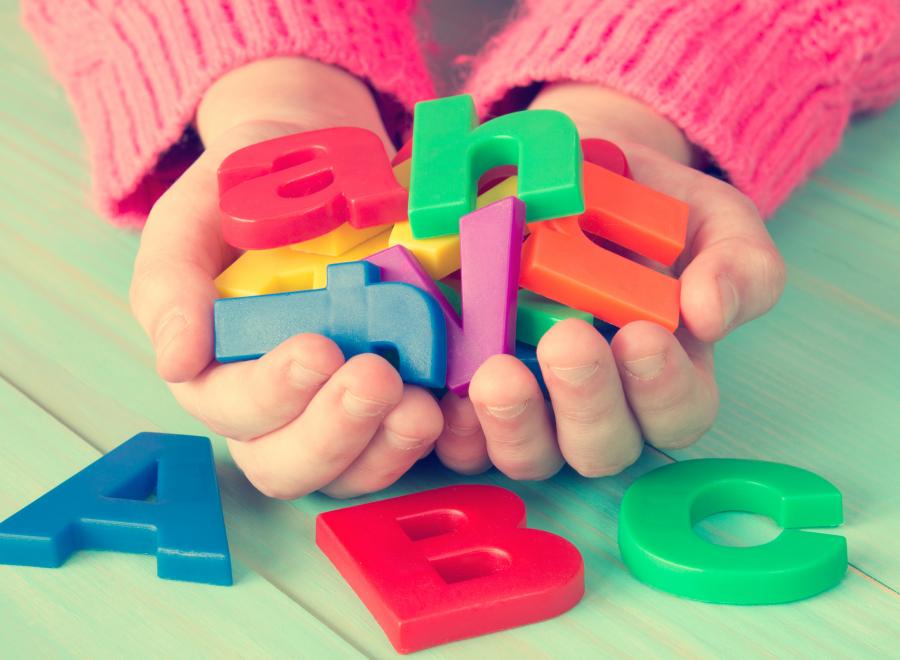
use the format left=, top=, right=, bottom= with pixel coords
left=434, top=83, right=786, bottom=481
left=129, top=58, right=443, bottom=500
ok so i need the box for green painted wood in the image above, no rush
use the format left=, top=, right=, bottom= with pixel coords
left=667, top=106, right=900, bottom=589
left=1, top=2, right=898, bottom=656
left=0, top=377, right=364, bottom=658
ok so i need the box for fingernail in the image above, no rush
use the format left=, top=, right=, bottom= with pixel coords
left=550, top=362, right=599, bottom=385
left=485, top=401, right=528, bottom=419
left=288, top=360, right=330, bottom=389
left=718, top=275, right=739, bottom=330
left=341, top=390, right=391, bottom=417
left=154, top=311, right=186, bottom=355
left=624, top=352, right=666, bottom=380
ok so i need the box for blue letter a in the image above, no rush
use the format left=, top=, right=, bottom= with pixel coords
left=0, top=433, right=232, bottom=585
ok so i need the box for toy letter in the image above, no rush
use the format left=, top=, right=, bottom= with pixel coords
left=368, top=197, right=524, bottom=396
left=519, top=140, right=688, bottom=331
left=214, top=261, right=448, bottom=388
left=0, top=433, right=232, bottom=585
left=317, top=485, right=584, bottom=653
left=408, top=94, right=583, bottom=238
left=618, top=459, right=846, bottom=604
left=219, top=127, right=407, bottom=249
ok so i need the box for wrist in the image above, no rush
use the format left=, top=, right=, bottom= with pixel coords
left=531, top=82, right=700, bottom=167
left=196, top=57, right=386, bottom=147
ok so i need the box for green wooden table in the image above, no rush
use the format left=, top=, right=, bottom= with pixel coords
left=1, top=3, right=898, bottom=656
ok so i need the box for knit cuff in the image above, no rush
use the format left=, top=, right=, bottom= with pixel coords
left=465, top=0, right=900, bottom=217
left=23, top=0, right=434, bottom=225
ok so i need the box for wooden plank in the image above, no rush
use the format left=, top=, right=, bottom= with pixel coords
left=0, top=377, right=363, bottom=658
left=1, top=5, right=898, bottom=656
left=668, top=104, right=900, bottom=589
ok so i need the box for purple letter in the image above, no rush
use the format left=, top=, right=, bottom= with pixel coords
left=367, top=196, right=524, bottom=396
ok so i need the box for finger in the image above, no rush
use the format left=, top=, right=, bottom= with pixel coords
left=435, top=392, right=491, bottom=475
left=679, top=208, right=787, bottom=341
left=611, top=321, right=718, bottom=449
left=508, top=125, right=782, bottom=343
left=623, top=154, right=786, bottom=343
left=469, top=354, right=563, bottom=481
left=130, top=122, right=313, bottom=382
left=321, top=386, right=443, bottom=498
left=129, top=256, right=221, bottom=383
left=537, top=319, right=643, bottom=476
left=169, top=333, right=345, bottom=441
left=227, top=353, right=403, bottom=499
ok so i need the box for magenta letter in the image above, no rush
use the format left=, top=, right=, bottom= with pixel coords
left=367, top=197, right=524, bottom=396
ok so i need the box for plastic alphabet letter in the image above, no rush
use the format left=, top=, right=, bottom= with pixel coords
left=214, top=261, right=448, bottom=388
left=219, top=127, right=408, bottom=249
left=289, top=160, right=413, bottom=257
left=386, top=159, right=462, bottom=280
left=520, top=215, right=682, bottom=331
left=436, top=279, right=589, bottom=352
left=440, top=274, right=578, bottom=397
left=477, top=138, right=632, bottom=212
left=368, top=197, right=524, bottom=396
left=575, top=149, right=688, bottom=266
left=317, top=485, right=584, bottom=653
left=392, top=137, right=516, bottom=195
left=0, top=433, right=232, bottom=586
left=408, top=94, right=583, bottom=238
left=520, top=140, right=687, bottom=331
left=618, top=459, right=847, bottom=604
left=516, top=290, right=593, bottom=347
left=580, top=137, right=631, bottom=179
left=215, top=229, right=391, bottom=297
left=387, top=221, right=461, bottom=280
left=387, top=162, right=527, bottom=281
left=288, top=222, right=388, bottom=257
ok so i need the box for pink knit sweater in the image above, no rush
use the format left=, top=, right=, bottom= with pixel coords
left=22, top=0, right=900, bottom=223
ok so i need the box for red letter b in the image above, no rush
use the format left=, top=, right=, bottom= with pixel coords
left=219, top=127, right=407, bottom=249
left=316, top=485, right=584, bottom=653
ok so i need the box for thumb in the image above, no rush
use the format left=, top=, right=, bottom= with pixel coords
left=677, top=180, right=786, bottom=343
left=131, top=122, right=325, bottom=382
left=132, top=59, right=394, bottom=382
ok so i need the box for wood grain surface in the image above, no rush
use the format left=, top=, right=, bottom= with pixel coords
left=1, top=2, right=897, bottom=657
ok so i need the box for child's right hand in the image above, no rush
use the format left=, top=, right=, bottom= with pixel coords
left=129, top=58, right=444, bottom=500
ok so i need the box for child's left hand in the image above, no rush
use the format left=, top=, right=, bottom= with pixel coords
left=433, top=83, right=787, bottom=481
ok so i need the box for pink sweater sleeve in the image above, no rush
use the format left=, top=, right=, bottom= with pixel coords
left=465, top=0, right=900, bottom=217
left=22, top=0, right=435, bottom=225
